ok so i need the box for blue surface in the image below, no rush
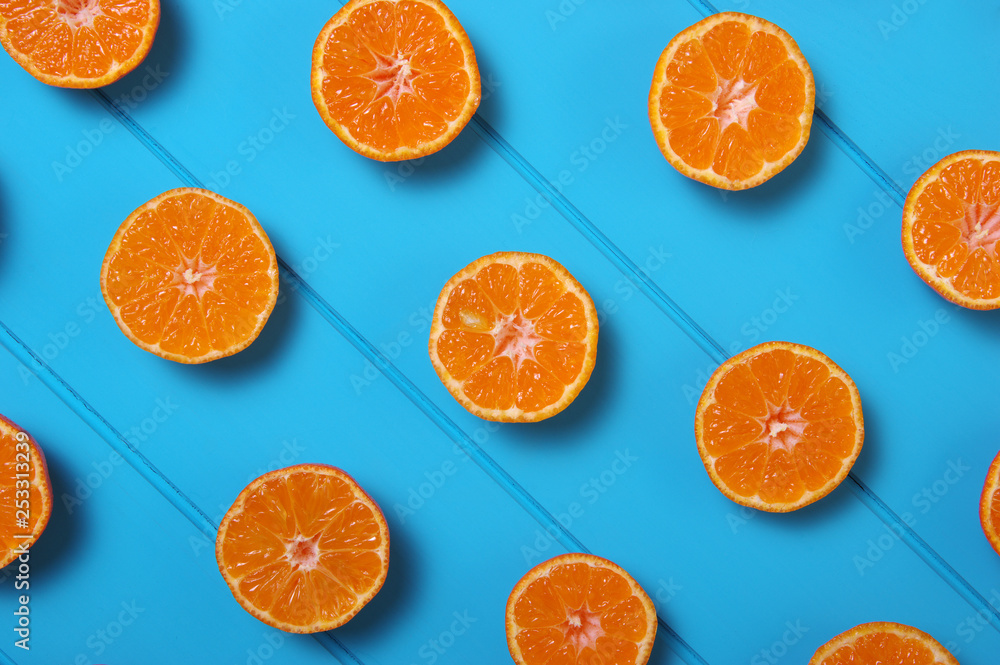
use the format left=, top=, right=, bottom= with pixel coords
left=1, top=1, right=999, bottom=663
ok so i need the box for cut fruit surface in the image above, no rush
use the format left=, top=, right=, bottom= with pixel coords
left=0, top=0, right=159, bottom=88
left=311, top=0, right=481, bottom=161
left=506, top=553, right=657, bottom=665
left=215, top=464, right=390, bottom=634
left=429, top=252, right=598, bottom=422
left=694, top=341, right=863, bottom=512
left=808, top=621, right=959, bottom=665
left=100, top=188, right=279, bottom=364
left=648, top=12, right=814, bottom=190
left=0, top=415, right=52, bottom=568
left=981, top=451, right=1000, bottom=557
left=902, top=150, right=1000, bottom=309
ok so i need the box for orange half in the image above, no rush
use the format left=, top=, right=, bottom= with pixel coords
left=649, top=12, right=814, bottom=189
left=0, top=415, right=52, bottom=569
left=0, top=0, right=159, bottom=88
left=980, top=451, right=1000, bottom=557
left=100, top=188, right=279, bottom=364
left=311, top=0, right=481, bottom=161
left=429, top=252, right=599, bottom=422
left=506, top=553, right=657, bottom=665
left=216, top=464, right=390, bottom=633
left=902, top=150, right=1000, bottom=309
left=808, top=622, right=959, bottom=665
left=695, top=341, right=864, bottom=512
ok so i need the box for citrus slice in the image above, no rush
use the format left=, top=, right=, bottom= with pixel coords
left=809, top=622, right=959, bottom=665
left=506, top=552, right=657, bottom=665
left=216, top=464, right=390, bottom=633
left=428, top=252, right=598, bottom=422
left=100, top=188, right=279, bottom=364
left=980, top=451, right=1000, bottom=557
left=0, top=0, right=159, bottom=88
left=648, top=12, right=815, bottom=190
left=311, top=0, right=481, bottom=161
left=694, top=341, right=864, bottom=512
left=902, top=150, right=1000, bottom=309
left=0, top=415, right=52, bottom=568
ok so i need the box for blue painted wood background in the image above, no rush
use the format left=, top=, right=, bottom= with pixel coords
left=1, top=0, right=999, bottom=663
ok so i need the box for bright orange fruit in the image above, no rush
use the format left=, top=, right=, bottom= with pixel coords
left=429, top=252, right=598, bottom=422
left=311, top=0, right=481, bottom=161
left=809, top=622, right=959, bottom=665
left=506, top=553, right=657, bottom=665
left=0, top=0, right=159, bottom=88
left=902, top=150, right=1000, bottom=309
left=0, top=415, right=52, bottom=568
left=648, top=12, right=814, bottom=190
left=695, top=341, right=864, bottom=512
left=100, top=188, right=279, bottom=364
left=980, top=451, right=1000, bottom=557
left=216, top=464, right=390, bottom=634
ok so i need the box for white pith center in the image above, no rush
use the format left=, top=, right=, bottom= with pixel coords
left=284, top=534, right=321, bottom=572
left=760, top=403, right=806, bottom=453
left=711, top=77, right=757, bottom=133
left=492, top=311, right=542, bottom=367
left=561, top=608, right=603, bottom=652
left=57, top=0, right=102, bottom=28
left=366, top=52, right=416, bottom=104
left=172, top=256, right=218, bottom=298
left=960, top=202, right=1000, bottom=253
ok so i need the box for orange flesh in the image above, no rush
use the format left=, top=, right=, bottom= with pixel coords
left=436, top=262, right=589, bottom=413
left=657, top=18, right=809, bottom=184
left=700, top=346, right=859, bottom=507
left=812, top=624, right=957, bottom=665
left=511, top=561, right=653, bottom=665
left=0, top=418, right=51, bottom=567
left=0, top=0, right=154, bottom=83
left=102, top=189, right=277, bottom=362
left=982, top=452, right=1000, bottom=555
left=218, top=467, right=388, bottom=631
left=909, top=155, right=1000, bottom=302
left=316, top=0, right=475, bottom=155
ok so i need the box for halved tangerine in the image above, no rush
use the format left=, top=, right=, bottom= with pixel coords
left=902, top=150, right=1000, bottom=309
left=311, top=0, right=481, bottom=161
left=808, top=621, right=959, bottom=665
left=980, top=451, right=1000, bottom=557
left=506, top=553, right=657, bottom=665
left=429, top=252, right=598, bottom=422
left=649, top=12, right=815, bottom=189
left=0, top=415, right=52, bottom=568
left=695, top=341, right=864, bottom=512
left=215, top=464, right=390, bottom=633
left=0, top=0, right=159, bottom=88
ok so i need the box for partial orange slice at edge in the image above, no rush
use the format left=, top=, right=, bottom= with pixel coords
left=0, top=415, right=52, bottom=569
left=808, top=621, right=959, bottom=665
left=980, top=450, right=1000, bottom=557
